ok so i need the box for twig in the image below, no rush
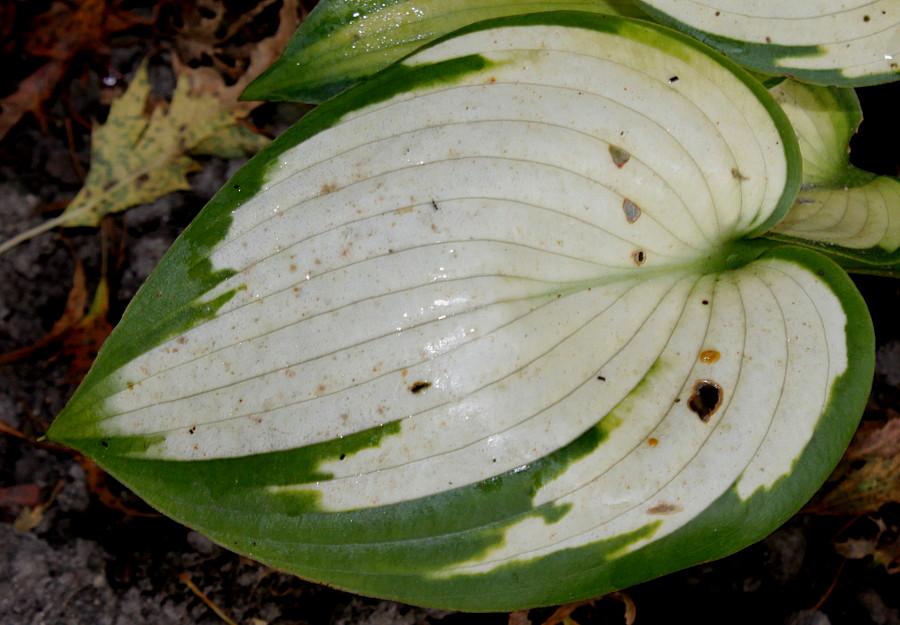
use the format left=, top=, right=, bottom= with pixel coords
left=810, top=560, right=846, bottom=612
left=179, top=573, right=239, bottom=625
left=0, top=212, right=69, bottom=256
left=64, top=117, right=86, bottom=182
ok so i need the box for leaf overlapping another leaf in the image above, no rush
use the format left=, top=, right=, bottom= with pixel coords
left=47, top=14, right=874, bottom=610
left=765, top=80, right=900, bottom=275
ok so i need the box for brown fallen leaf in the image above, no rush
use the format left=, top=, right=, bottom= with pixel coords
left=835, top=517, right=900, bottom=574
left=0, top=0, right=150, bottom=140
left=60, top=273, right=113, bottom=384
left=508, top=610, right=531, bottom=625
left=0, top=249, right=87, bottom=365
left=0, top=484, right=42, bottom=509
left=541, top=599, right=595, bottom=625
left=168, top=0, right=309, bottom=89
left=806, top=413, right=900, bottom=515
left=608, top=592, right=637, bottom=625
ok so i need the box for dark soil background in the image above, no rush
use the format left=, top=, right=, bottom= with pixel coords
left=1, top=2, right=898, bottom=624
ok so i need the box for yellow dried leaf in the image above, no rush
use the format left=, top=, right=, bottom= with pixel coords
left=59, top=62, right=248, bottom=227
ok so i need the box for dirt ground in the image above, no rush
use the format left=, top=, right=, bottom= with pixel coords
left=1, top=2, right=899, bottom=624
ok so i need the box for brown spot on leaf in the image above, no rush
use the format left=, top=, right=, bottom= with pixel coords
left=647, top=502, right=682, bottom=514
left=731, top=168, right=749, bottom=181
left=699, top=350, right=721, bottom=364
left=688, top=380, right=722, bottom=422
left=410, top=381, right=431, bottom=394
left=648, top=438, right=659, bottom=447
left=319, top=182, right=338, bottom=195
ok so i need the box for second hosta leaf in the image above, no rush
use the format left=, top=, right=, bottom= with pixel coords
left=765, top=80, right=900, bottom=274
left=48, top=14, right=873, bottom=610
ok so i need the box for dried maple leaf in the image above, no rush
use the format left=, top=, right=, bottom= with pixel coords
left=1, top=1, right=300, bottom=255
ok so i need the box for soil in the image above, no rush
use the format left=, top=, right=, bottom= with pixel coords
left=1, top=3, right=898, bottom=624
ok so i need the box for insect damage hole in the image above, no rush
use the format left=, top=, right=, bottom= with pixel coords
left=632, top=250, right=647, bottom=265
left=688, top=380, right=722, bottom=422
left=609, top=145, right=631, bottom=167
left=623, top=199, right=641, bottom=223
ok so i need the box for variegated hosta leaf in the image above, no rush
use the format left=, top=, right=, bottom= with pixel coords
left=242, top=0, right=647, bottom=103
left=766, top=80, right=900, bottom=274
left=49, top=14, right=873, bottom=611
left=636, top=0, right=900, bottom=86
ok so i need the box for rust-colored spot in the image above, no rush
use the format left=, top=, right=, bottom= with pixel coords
left=632, top=250, right=647, bottom=265
left=647, top=502, right=682, bottom=514
left=319, top=182, right=338, bottom=195
left=188, top=426, right=196, bottom=435
left=609, top=145, right=631, bottom=167
left=647, top=438, right=659, bottom=447
left=623, top=199, right=641, bottom=223
left=731, top=168, right=749, bottom=181
left=176, top=336, right=187, bottom=345
left=688, top=380, right=722, bottom=422
left=410, top=381, right=431, bottom=394
left=699, top=350, right=720, bottom=364
left=401, top=369, right=408, bottom=377
left=127, top=382, right=134, bottom=391
left=289, top=264, right=297, bottom=272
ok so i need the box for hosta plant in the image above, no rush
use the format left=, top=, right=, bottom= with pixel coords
left=47, top=8, right=897, bottom=612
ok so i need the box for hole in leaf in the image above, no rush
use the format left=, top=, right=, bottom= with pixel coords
left=632, top=250, right=646, bottom=265
left=688, top=380, right=722, bottom=422
left=609, top=145, right=630, bottom=167
left=623, top=199, right=641, bottom=223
